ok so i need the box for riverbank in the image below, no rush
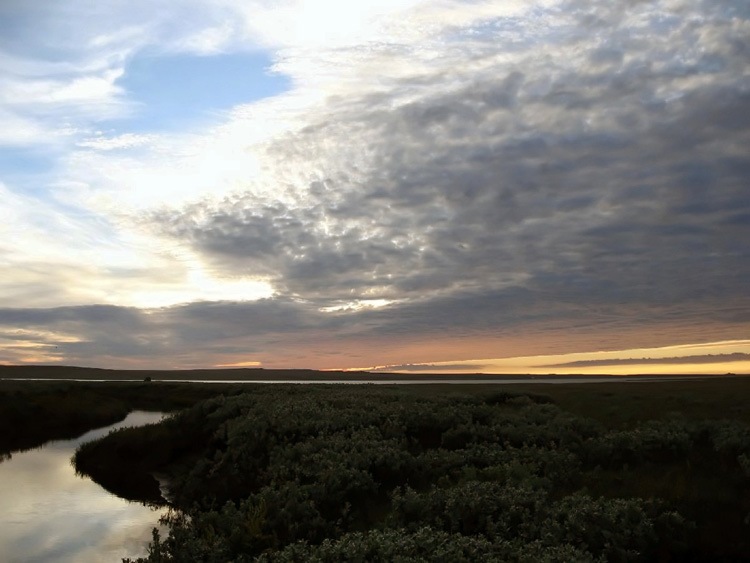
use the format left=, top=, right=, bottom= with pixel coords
left=0, top=380, right=234, bottom=457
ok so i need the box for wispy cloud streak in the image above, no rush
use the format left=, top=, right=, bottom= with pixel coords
left=544, top=353, right=750, bottom=368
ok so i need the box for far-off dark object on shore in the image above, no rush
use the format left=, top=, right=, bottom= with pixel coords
left=143, top=376, right=152, bottom=382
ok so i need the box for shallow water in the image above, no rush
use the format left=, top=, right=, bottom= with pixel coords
left=0, top=411, right=167, bottom=563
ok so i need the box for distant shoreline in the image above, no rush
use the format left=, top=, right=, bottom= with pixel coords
left=0, top=365, right=743, bottom=382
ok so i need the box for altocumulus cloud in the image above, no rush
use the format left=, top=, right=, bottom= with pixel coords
left=1, top=0, right=749, bottom=369
left=155, top=3, right=750, bottom=315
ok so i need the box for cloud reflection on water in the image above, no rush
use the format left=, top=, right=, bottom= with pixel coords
left=0, top=411, right=166, bottom=563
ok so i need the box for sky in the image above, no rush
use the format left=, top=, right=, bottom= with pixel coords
left=1, top=0, right=748, bottom=374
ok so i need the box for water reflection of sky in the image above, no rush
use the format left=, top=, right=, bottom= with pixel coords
left=0, top=411, right=167, bottom=563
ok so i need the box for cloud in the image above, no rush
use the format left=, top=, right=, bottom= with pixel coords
left=153, top=0, right=750, bottom=314
left=2, top=0, right=749, bottom=369
left=371, top=363, right=492, bottom=373
left=0, top=300, right=335, bottom=367
left=0, top=0, right=276, bottom=149
left=1, top=290, right=747, bottom=370
left=545, top=353, right=750, bottom=368
left=76, top=133, right=156, bottom=151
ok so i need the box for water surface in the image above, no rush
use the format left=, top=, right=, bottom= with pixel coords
left=0, top=411, right=167, bottom=562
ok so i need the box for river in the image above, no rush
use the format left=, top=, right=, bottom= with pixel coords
left=0, top=411, right=167, bottom=562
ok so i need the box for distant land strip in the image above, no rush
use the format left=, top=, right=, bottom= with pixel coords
left=0, top=365, right=744, bottom=382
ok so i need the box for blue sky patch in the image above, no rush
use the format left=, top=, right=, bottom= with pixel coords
left=112, top=51, right=290, bottom=132
left=0, top=147, right=55, bottom=182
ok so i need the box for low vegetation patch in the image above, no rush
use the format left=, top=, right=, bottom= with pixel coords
left=67, top=384, right=750, bottom=562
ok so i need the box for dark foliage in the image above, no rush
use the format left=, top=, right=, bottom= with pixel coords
left=74, top=385, right=750, bottom=562
left=8, top=379, right=749, bottom=561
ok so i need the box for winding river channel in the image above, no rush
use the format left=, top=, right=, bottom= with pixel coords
left=0, top=411, right=167, bottom=562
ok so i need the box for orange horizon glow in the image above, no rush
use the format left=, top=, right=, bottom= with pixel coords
left=214, top=360, right=263, bottom=368
left=353, top=340, right=750, bottom=376
left=4, top=334, right=749, bottom=376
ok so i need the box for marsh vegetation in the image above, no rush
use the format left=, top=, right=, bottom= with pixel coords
left=65, top=379, right=750, bottom=562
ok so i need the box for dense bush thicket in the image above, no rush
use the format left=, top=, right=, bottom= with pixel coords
left=73, top=386, right=750, bottom=562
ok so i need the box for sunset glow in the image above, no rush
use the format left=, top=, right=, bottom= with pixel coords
left=365, top=340, right=750, bottom=376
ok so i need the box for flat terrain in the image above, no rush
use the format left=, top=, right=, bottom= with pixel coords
left=0, top=363, right=737, bottom=382
left=64, top=378, right=749, bottom=562
left=3, top=369, right=750, bottom=457
left=3, top=369, right=750, bottom=561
